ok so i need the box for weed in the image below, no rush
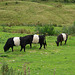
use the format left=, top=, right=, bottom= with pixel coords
left=36, top=24, right=55, bottom=35
left=62, top=22, right=75, bottom=35
left=0, top=54, right=9, bottom=57
left=1, top=62, right=30, bottom=75
left=54, top=3, right=63, bottom=8
left=5, top=3, right=8, bottom=5
left=2, top=26, right=7, bottom=32
left=15, top=1, right=18, bottom=4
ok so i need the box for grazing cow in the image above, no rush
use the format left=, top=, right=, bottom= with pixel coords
left=56, top=33, right=68, bottom=46
left=20, top=34, right=47, bottom=51
left=4, top=34, right=47, bottom=52
left=4, top=37, right=26, bottom=52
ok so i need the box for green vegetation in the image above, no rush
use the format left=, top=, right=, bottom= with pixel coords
left=0, top=0, right=75, bottom=75
left=62, top=22, right=75, bottom=35
left=0, top=25, right=75, bottom=75
left=1, top=0, right=75, bottom=3
left=1, top=62, right=30, bottom=75
left=0, top=1, right=75, bottom=26
left=36, top=24, right=55, bottom=35
left=0, top=31, right=75, bottom=75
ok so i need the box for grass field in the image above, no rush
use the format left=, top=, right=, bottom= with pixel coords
left=0, top=28, right=75, bottom=75
left=0, top=1, right=75, bottom=75
left=0, top=1, right=75, bottom=26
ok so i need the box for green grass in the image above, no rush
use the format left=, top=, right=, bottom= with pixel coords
left=0, top=1, right=75, bottom=26
left=0, top=31, right=75, bottom=75
left=0, top=25, right=36, bottom=34
left=0, top=1, right=75, bottom=74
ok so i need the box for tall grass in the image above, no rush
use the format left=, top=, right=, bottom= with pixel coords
left=62, top=22, right=75, bottom=35
left=1, top=62, right=30, bottom=75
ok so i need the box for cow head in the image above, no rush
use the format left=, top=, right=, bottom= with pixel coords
left=55, top=41, right=59, bottom=46
left=4, top=44, right=10, bottom=52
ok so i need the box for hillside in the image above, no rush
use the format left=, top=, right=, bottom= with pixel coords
left=0, top=1, right=75, bottom=26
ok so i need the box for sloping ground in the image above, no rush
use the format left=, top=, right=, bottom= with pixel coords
left=0, top=1, right=75, bottom=26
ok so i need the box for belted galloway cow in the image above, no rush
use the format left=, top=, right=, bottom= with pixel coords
left=4, top=34, right=47, bottom=52
left=56, top=33, right=68, bottom=46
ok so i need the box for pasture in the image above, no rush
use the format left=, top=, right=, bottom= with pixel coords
left=0, top=1, right=75, bottom=75
left=0, top=26, right=75, bottom=75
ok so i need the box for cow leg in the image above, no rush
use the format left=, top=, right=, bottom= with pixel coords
left=30, top=43, right=32, bottom=48
left=24, top=46, right=25, bottom=52
left=20, top=46, right=23, bottom=51
left=43, top=43, right=46, bottom=49
left=43, top=41, right=47, bottom=49
left=65, top=40, right=67, bottom=45
left=60, top=41, right=62, bottom=45
left=11, top=46, right=13, bottom=52
left=39, top=43, right=42, bottom=49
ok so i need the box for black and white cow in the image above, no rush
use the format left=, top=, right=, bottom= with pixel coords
left=23, top=34, right=47, bottom=49
left=56, top=33, right=68, bottom=46
left=4, top=34, right=47, bottom=52
left=4, top=37, right=24, bottom=52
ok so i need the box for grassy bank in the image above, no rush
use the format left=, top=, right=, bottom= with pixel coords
left=0, top=1, right=75, bottom=26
